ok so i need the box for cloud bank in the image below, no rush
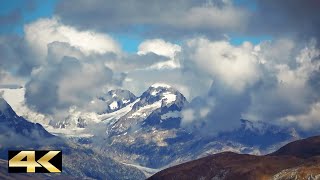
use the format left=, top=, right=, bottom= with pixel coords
left=1, top=1, right=320, bottom=135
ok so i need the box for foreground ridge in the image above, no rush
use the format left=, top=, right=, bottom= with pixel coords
left=149, top=136, right=320, bottom=180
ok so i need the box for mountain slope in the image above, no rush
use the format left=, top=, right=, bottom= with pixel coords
left=0, top=97, right=54, bottom=147
left=0, top=97, right=145, bottom=180
left=149, top=136, right=320, bottom=180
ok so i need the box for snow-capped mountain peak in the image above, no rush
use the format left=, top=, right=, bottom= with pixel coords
left=118, top=85, right=184, bottom=120
left=99, top=89, right=137, bottom=113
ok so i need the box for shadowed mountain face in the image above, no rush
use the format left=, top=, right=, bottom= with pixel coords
left=0, top=97, right=56, bottom=149
left=0, top=97, right=145, bottom=180
left=149, top=136, right=320, bottom=180
left=0, top=97, right=51, bottom=137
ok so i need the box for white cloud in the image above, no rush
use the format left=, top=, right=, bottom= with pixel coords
left=138, top=39, right=181, bottom=69
left=179, top=37, right=320, bottom=133
left=257, top=38, right=296, bottom=65
left=24, top=17, right=121, bottom=60
left=181, top=109, right=195, bottom=125
left=183, top=38, right=261, bottom=93
left=138, top=39, right=180, bottom=58
left=245, top=40, right=320, bottom=125
left=281, top=102, right=320, bottom=130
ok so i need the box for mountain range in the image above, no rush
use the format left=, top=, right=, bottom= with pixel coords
left=0, top=84, right=318, bottom=179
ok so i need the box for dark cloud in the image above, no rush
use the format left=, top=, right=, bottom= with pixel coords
left=55, top=0, right=320, bottom=42
left=252, top=0, right=320, bottom=43
left=25, top=55, right=113, bottom=115
left=0, top=35, right=38, bottom=76
left=308, top=66, right=320, bottom=99
left=55, top=0, right=249, bottom=39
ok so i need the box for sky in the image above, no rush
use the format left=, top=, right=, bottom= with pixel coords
left=1, top=0, right=320, bottom=134
left=0, top=0, right=269, bottom=51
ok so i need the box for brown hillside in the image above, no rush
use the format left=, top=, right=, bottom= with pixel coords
left=149, top=136, right=320, bottom=180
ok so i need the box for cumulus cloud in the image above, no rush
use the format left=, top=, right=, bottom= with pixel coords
left=12, top=18, right=124, bottom=121
left=0, top=17, right=122, bottom=84
left=24, top=17, right=121, bottom=59
left=138, top=39, right=181, bottom=69
left=18, top=18, right=180, bottom=123
left=282, top=103, right=320, bottom=131
left=0, top=17, right=180, bottom=124
left=183, top=38, right=261, bottom=93
left=179, top=37, right=320, bottom=134
left=124, top=37, right=320, bottom=134
left=245, top=40, right=320, bottom=121
left=138, top=39, right=180, bottom=58
left=24, top=49, right=114, bottom=117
